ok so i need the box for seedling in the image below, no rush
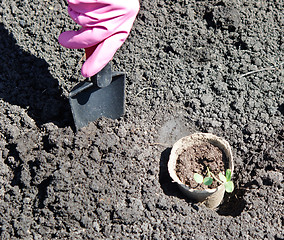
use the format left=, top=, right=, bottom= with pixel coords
left=194, top=168, right=234, bottom=193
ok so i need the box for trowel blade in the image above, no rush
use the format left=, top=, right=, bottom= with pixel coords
left=69, top=72, right=125, bottom=130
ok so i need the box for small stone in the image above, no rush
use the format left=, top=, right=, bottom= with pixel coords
left=156, top=197, right=168, bottom=210
left=89, top=147, right=101, bottom=161
left=19, top=20, right=26, bottom=27
left=80, top=215, right=91, bottom=228
left=210, top=120, right=222, bottom=128
left=266, top=171, right=283, bottom=186
left=93, top=222, right=101, bottom=232
left=200, top=94, right=213, bottom=105
left=90, top=180, right=102, bottom=192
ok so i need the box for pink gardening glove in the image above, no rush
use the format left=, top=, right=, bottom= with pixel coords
left=58, top=0, right=140, bottom=78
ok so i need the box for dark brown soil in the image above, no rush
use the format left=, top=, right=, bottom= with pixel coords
left=176, top=142, right=227, bottom=190
left=0, top=0, right=283, bottom=239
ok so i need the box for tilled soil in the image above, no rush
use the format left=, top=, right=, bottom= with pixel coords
left=0, top=0, right=283, bottom=239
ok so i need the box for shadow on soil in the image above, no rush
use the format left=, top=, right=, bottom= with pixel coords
left=0, top=23, right=74, bottom=128
left=159, top=147, right=201, bottom=211
left=159, top=147, right=246, bottom=217
left=159, top=148, right=185, bottom=198
left=217, top=187, right=246, bottom=217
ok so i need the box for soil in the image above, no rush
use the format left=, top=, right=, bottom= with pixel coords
left=176, top=142, right=227, bottom=190
left=0, top=0, right=283, bottom=239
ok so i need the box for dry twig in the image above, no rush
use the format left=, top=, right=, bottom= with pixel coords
left=135, top=87, right=154, bottom=97
left=240, top=62, right=284, bottom=78
left=78, top=52, right=86, bottom=66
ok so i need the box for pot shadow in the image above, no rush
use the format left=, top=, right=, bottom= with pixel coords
left=0, top=23, right=74, bottom=129
left=159, top=147, right=201, bottom=210
left=217, top=187, right=246, bottom=217
left=159, top=147, right=246, bottom=216
left=278, top=103, right=284, bottom=115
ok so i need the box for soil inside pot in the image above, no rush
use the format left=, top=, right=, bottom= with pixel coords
left=175, top=142, right=228, bottom=190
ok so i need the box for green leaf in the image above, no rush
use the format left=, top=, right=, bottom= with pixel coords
left=194, top=173, right=203, bottom=184
left=219, top=172, right=227, bottom=182
left=226, top=169, right=232, bottom=181
left=225, top=181, right=234, bottom=193
left=203, top=177, right=213, bottom=185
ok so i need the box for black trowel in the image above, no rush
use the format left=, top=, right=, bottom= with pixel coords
left=69, top=62, right=125, bottom=130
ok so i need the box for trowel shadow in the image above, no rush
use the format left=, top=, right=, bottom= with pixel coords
left=159, top=147, right=199, bottom=208
left=0, top=23, right=74, bottom=128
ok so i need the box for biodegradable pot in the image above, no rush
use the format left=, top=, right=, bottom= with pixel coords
left=168, top=133, right=234, bottom=209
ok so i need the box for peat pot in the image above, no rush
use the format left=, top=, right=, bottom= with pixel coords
left=168, top=133, right=234, bottom=209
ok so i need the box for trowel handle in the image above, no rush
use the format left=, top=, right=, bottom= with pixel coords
left=91, top=62, right=112, bottom=88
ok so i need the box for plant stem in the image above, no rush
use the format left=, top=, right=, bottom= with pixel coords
left=209, top=171, right=223, bottom=184
left=206, top=167, right=211, bottom=177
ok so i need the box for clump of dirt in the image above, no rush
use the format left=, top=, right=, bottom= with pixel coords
left=176, top=142, right=227, bottom=189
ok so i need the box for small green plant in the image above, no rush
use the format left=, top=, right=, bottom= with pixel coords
left=194, top=168, right=234, bottom=193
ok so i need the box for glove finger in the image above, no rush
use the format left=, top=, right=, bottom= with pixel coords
left=58, top=27, right=110, bottom=49
left=68, top=6, right=94, bottom=27
left=68, top=0, right=139, bottom=18
left=81, top=32, right=128, bottom=77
